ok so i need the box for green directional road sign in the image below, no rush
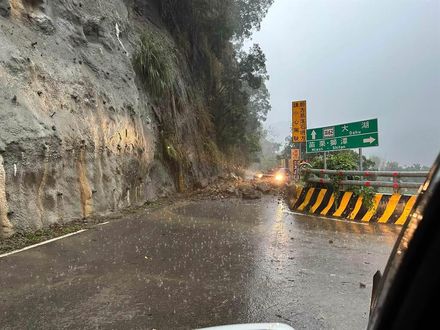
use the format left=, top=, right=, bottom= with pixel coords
left=306, top=119, right=379, bottom=153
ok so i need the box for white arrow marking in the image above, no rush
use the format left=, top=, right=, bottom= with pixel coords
left=311, top=130, right=317, bottom=140
left=363, top=137, right=376, bottom=144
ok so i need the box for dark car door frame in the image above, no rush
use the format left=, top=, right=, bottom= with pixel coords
left=368, top=154, right=440, bottom=329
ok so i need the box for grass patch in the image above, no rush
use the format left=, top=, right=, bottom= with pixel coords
left=133, top=29, right=178, bottom=99
left=349, top=186, right=377, bottom=211
left=0, top=222, right=85, bottom=255
left=203, top=139, right=222, bottom=165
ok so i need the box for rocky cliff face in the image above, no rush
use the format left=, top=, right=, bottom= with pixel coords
left=0, top=0, right=212, bottom=237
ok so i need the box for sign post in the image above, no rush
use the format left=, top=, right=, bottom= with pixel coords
left=291, top=148, right=300, bottom=161
left=292, top=101, right=307, bottom=181
left=291, top=148, right=301, bottom=180
left=306, top=119, right=379, bottom=153
left=292, top=101, right=307, bottom=145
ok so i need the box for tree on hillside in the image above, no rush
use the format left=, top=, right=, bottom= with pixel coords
left=235, top=0, right=275, bottom=38
left=278, top=136, right=296, bottom=160
left=257, top=134, right=281, bottom=170
left=148, top=0, right=273, bottom=164
left=212, top=44, right=270, bottom=160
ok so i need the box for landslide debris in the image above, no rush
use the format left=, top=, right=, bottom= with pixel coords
left=189, top=172, right=281, bottom=200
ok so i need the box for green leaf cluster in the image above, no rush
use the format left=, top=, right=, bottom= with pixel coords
left=133, top=29, right=178, bottom=99
left=349, top=186, right=376, bottom=211
left=153, top=0, right=274, bottom=164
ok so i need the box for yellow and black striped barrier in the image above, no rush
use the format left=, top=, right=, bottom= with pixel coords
left=289, top=187, right=417, bottom=225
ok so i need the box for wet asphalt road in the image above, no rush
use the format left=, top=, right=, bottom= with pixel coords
left=0, top=196, right=401, bottom=330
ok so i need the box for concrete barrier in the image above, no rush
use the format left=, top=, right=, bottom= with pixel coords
left=287, top=186, right=417, bottom=225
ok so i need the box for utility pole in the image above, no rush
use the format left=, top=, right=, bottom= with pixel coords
left=359, top=148, right=363, bottom=171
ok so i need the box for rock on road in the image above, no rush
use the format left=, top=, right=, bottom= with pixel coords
left=0, top=196, right=400, bottom=329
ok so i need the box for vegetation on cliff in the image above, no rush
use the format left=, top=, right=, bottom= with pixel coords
left=135, top=0, right=274, bottom=165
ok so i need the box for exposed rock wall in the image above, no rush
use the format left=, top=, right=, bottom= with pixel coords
left=0, top=0, right=210, bottom=236
left=0, top=155, right=14, bottom=237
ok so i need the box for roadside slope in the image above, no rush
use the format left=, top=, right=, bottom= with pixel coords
left=0, top=0, right=214, bottom=235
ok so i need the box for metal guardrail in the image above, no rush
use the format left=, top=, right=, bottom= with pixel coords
left=307, top=178, right=422, bottom=189
left=305, top=169, right=428, bottom=178
left=303, top=168, right=428, bottom=191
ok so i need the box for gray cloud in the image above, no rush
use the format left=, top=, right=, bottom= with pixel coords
left=249, top=0, right=440, bottom=166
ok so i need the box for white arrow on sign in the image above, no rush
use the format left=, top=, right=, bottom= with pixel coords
left=363, top=136, right=376, bottom=144
left=311, top=130, right=317, bottom=140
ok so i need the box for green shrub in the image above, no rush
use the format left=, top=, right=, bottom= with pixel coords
left=203, top=139, right=222, bottom=165
left=133, top=29, right=178, bottom=99
left=329, top=172, right=345, bottom=210
left=349, top=186, right=376, bottom=211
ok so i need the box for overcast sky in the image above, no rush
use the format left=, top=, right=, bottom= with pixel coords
left=247, top=0, right=440, bottom=166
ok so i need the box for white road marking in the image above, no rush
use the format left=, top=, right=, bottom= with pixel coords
left=96, top=221, right=110, bottom=226
left=0, top=229, right=87, bottom=259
